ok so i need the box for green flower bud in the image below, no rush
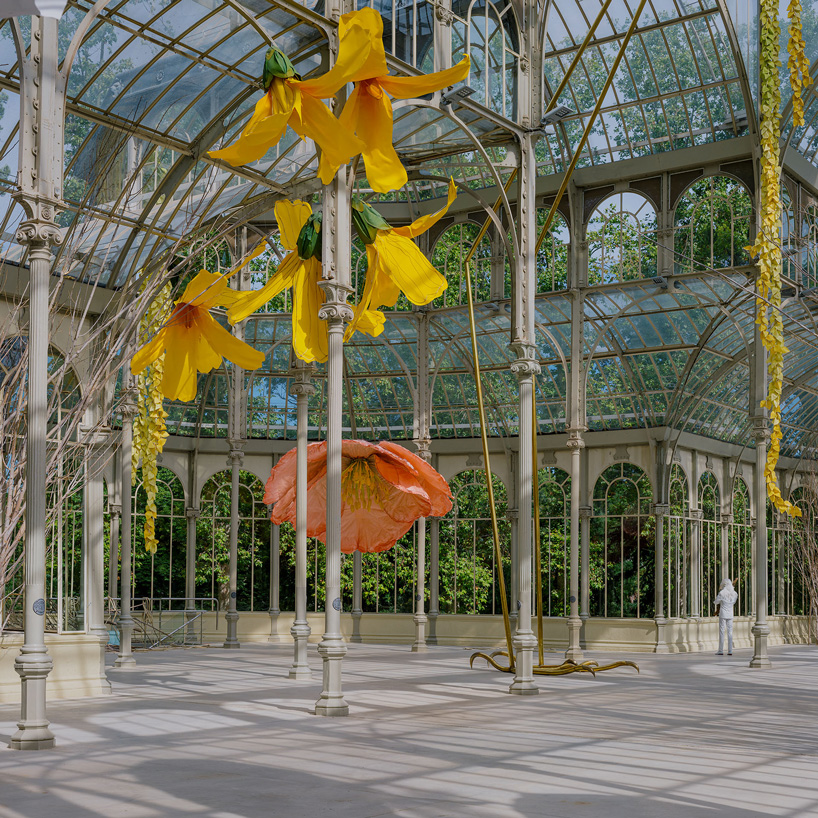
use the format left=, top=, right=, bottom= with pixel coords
left=296, top=212, right=322, bottom=261
left=263, top=47, right=298, bottom=90
left=351, top=197, right=391, bottom=245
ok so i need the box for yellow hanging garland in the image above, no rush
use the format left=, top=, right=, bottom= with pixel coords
left=133, top=284, right=173, bottom=552
left=787, top=0, right=812, bottom=127
left=748, top=0, right=803, bottom=518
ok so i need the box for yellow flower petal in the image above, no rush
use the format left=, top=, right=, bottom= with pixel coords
left=131, top=329, right=168, bottom=375
left=337, top=84, right=406, bottom=193
left=347, top=308, right=386, bottom=339
left=339, top=7, right=389, bottom=82
left=227, top=252, right=301, bottom=324
left=346, top=244, right=395, bottom=340
left=295, top=18, right=378, bottom=97
left=198, top=311, right=266, bottom=371
left=379, top=55, right=471, bottom=100
left=373, top=230, right=448, bottom=305
left=292, top=258, right=328, bottom=363
left=208, top=85, right=294, bottom=166
left=393, top=177, right=457, bottom=238
left=183, top=270, right=229, bottom=308
left=275, top=200, right=313, bottom=251
left=293, top=92, right=365, bottom=184
left=161, top=322, right=198, bottom=402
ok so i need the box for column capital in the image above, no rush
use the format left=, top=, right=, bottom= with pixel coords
left=435, top=4, right=454, bottom=24
left=413, top=437, right=432, bottom=462
left=751, top=416, right=770, bottom=443
left=109, top=503, right=122, bottom=516
left=652, top=503, right=670, bottom=518
left=185, top=507, right=201, bottom=521
left=506, top=507, right=519, bottom=522
left=227, top=441, right=244, bottom=467
left=720, top=512, right=733, bottom=526
left=317, top=281, right=354, bottom=324
left=120, top=393, right=139, bottom=420
left=566, top=428, right=586, bottom=450
left=509, top=342, right=541, bottom=378
left=14, top=194, right=64, bottom=249
left=690, top=509, right=703, bottom=521
left=579, top=505, right=592, bottom=520
left=290, top=362, right=317, bottom=396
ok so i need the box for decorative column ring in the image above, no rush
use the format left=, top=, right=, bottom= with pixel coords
left=565, top=428, right=585, bottom=661
left=509, top=345, right=540, bottom=696
left=223, top=441, right=244, bottom=649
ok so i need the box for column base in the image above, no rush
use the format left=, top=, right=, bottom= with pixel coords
left=509, top=632, right=538, bottom=696
left=289, top=621, right=312, bottom=680
left=750, top=623, right=772, bottom=668
left=92, top=629, right=113, bottom=693
left=427, top=612, right=439, bottom=646
left=223, top=611, right=240, bottom=649
left=315, top=638, right=348, bottom=717
left=350, top=611, right=363, bottom=643
left=654, top=616, right=669, bottom=654
left=267, top=611, right=283, bottom=643
left=565, top=616, right=583, bottom=661
left=10, top=652, right=55, bottom=750
left=411, top=613, right=428, bottom=652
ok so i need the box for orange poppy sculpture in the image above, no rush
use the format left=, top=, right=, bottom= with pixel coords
left=265, top=440, right=452, bottom=553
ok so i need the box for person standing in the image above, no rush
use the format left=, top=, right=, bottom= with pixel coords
left=714, top=577, right=738, bottom=655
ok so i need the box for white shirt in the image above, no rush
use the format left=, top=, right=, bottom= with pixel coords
left=714, top=585, right=738, bottom=619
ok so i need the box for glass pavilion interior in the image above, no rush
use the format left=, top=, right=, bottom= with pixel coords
left=1, top=0, right=817, bottom=749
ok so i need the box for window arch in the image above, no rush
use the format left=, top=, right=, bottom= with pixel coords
left=198, top=470, right=272, bottom=612
left=451, top=0, right=519, bottom=119
left=673, top=176, right=752, bottom=274
left=431, top=220, right=493, bottom=307
left=697, top=471, right=721, bottom=613
left=536, top=208, right=569, bottom=292
left=132, top=466, right=187, bottom=607
left=438, top=470, right=510, bottom=614
left=587, top=192, right=657, bottom=285
left=802, top=203, right=818, bottom=290
left=667, top=463, right=690, bottom=619
left=591, top=463, right=653, bottom=617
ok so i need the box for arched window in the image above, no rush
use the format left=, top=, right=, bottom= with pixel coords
left=789, top=485, right=814, bottom=617
left=451, top=0, right=519, bottom=118
left=536, top=209, right=569, bottom=292
left=666, top=463, right=690, bottom=619
left=354, top=528, right=418, bottom=613
left=246, top=234, right=291, bottom=313
left=431, top=221, right=493, bottom=307
left=697, top=471, right=720, bottom=613
left=132, top=466, right=187, bottom=608
left=590, top=462, right=653, bottom=618
left=198, top=470, right=272, bottom=612
left=674, top=176, right=752, bottom=274
left=537, top=467, right=570, bottom=616
left=438, top=470, right=510, bottom=614
left=729, top=476, right=752, bottom=616
left=587, top=192, right=657, bottom=284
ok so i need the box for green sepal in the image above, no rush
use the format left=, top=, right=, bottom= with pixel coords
left=296, top=212, right=323, bottom=261
left=351, top=196, right=391, bottom=245
left=263, top=47, right=298, bottom=89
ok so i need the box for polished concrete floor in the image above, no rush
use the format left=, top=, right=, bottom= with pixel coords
left=0, top=642, right=816, bottom=817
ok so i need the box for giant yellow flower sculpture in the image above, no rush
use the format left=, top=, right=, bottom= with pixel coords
left=132, top=271, right=265, bottom=402
left=227, top=200, right=328, bottom=364
left=208, top=29, right=373, bottom=179
left=319, top=9, right=470, bottom=192
left=345, top=178, right=457, bottom=341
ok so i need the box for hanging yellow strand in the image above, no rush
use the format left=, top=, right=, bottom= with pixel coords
left=787, top=0, right=812, bottom=127
left=749, top=0, right=801, bottom=518
left=133, top=284, right=173, bottom=552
